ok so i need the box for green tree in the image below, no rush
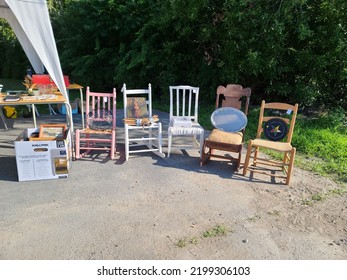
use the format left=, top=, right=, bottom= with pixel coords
left=54, top=0, right=121, bottom=90
left=2, top=0, right=346, bottom=110
left=0, top=19, right=29, bottom=78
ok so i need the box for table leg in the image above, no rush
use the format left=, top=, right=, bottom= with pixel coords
left=48, top=104, right=57, bottom=115
left=64, top=102, right=75, bottom=160
left=0, top=107, right=8, bottom=130
left=79, top=88, right=85, bottom=128
left=31, top=104, right=37, bottom=128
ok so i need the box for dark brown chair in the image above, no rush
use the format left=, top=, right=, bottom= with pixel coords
left=200, top=84, right=251, bottom=171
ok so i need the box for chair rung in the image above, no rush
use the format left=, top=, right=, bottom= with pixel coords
left=248, top=167, right=287, bottom=179
left=129, top=137, right=158, bottom=141
left=127, top=125, right=159, bottom=129
left=79, top=138, right=112, bottom=143
left=170, top=143, right=200, bottom=149
left=80, top=129, right=113, bottom=134
left=252, top=157, right=289, bottom=167
left=129, top=148, right=159, bottom=154
left=79, top=147, right=112, bottom=151
left=208, top=154, right=238, bottom=161
left=129, top=143, right=159, bottom=148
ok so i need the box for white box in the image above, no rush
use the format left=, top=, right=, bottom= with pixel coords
left=172, top=116, right=192, bottom=127
left=14, top=128, right=72, bottom=181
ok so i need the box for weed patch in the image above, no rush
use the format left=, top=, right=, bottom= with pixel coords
left=301, top=186, right=347, bottom=205
left=175, top=224, right=230, bottom=249
left=202, top=224, right=228, bottom=238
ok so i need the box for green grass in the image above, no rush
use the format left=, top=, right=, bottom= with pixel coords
left=293, top=111, right=347, bottom=183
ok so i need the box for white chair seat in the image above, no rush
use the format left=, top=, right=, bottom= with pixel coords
left=168, top=122, right=204, bottom=135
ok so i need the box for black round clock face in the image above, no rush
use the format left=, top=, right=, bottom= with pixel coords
left=264, top=118, right=288, bottom=141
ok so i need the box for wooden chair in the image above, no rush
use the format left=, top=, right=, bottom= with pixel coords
left=122, top=83, right=164, bottom=161
left=167, top=85, right=204, bottom=157
left=200, top=84, right=251, bottom=170
left=75, top=87, right=117, bottom=159
left=243, top=100, right=299, bottom=185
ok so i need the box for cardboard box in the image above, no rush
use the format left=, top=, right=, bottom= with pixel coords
left=15, top=128, right=72, bottom=181
left=172, top=116, right=192, bottom=127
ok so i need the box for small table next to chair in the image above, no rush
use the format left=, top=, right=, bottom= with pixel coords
left=0, top=93, right=73, bottom=130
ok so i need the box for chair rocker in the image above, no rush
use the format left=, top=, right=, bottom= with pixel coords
left=200, top=84, right=251, bottom=171
left=75, top=86, right=117, bottom=159
left=122, top=83, right=164, bottom=161
left=243, top=100, right=299, bottom=185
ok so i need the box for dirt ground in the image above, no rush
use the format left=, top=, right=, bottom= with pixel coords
left=0, top=114, right=346, bottom=260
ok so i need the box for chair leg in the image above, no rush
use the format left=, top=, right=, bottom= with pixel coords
left=236, top=146, right=242, bottom=171
left=149, top=126, right=153, bottom=149
left=199, top=131, right=204, bottom=158
left=75, top=129, right=80, bottom=159
left=158, top=123, right=163, bottom=154
left=0, top=108, right=8, bottom=130
left=192, top=135, right=197, bottom=147
left=125, top=124, right=129, bottom=161
left=167, top=133, right=172, bottom=157
left=286, top=148, right=296, bottom=185
left=242, top=141, right=253, bottom=176
left=200, top=140, right=208, bottom=166
left=110, top=130, right=116, bottom=160
left=253, top=146, right=259, bottom=166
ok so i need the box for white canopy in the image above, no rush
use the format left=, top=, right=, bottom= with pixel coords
left=0, top=0, right=68, bottom=101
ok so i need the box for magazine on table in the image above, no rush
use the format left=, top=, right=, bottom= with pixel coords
left=3, top=95, right=21, bottom=102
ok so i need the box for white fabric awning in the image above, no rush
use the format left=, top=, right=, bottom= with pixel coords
left=0, top=0, right=68, bottom=100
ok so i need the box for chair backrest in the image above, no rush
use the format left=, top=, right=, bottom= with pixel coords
left=169, top=85, right=200, bottom=122
left=122, top=83, right=152, bottom=119
left=216, top=84, right=251, bottom=115
left=85, top=86, right=117, bottom=130
left=256, top=100, right=299, bottom=143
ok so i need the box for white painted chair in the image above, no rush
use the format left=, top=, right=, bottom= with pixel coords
left=122, top=83, right=164, bottom=161
left=167, top=85, right=204, bottom=157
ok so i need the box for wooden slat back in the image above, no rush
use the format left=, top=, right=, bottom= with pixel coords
left=216, top=84, right=251, bottom=115
left=85, top=86, right=117, bottom=130
left=169, top=85, right=200, bottom=122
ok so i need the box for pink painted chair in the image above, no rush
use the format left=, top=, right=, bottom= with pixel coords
left=75, top=87, right=117, bottom=159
